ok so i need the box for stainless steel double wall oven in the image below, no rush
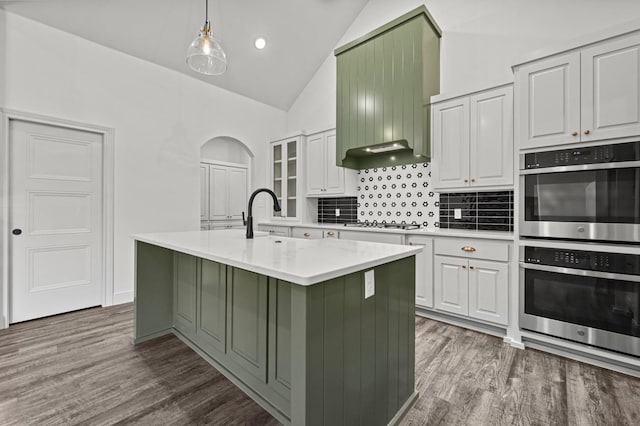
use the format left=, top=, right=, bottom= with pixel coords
left=519, top=141, right=640, bottom=356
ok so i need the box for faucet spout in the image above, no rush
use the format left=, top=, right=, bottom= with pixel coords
left=246, top=188, right=281, bottom=239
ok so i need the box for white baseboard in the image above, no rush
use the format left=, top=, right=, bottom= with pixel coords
left=0, top=315, right=7, bottom=330
left=112, top=291, right=134, bottom=305
left=503, top=336, right=525, bottom=350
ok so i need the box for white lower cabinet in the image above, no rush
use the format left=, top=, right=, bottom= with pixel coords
left=433, top=239, right=510, bottom=326
left=434, top=255, right=468, bottom=315
left=407, top=235, right=434, bottom=309
left=468, top=259, right=509, bottom=324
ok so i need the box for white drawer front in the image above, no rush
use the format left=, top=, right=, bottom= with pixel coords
left=291, top=227, right=324, bottom=239
left=434, top=238, right=509, bottom=262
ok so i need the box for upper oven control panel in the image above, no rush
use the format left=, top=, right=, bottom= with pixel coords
left=523, top=246, right=640, bottom=275
left=523, top=141, right=640, bottom=169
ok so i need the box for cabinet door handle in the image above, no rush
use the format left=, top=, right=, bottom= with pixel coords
left=304, top=232, right=310, bottom=237
left=461, top=265, right=467, bottom=269
left=572, top=131, right=578, bottom=136
left=471, top=178, right=475, bottom=183
left=584, top=129, right=591, bottom=135
left=469, top=266, right=475, bottom=269
left=409, top=242, right=414, bottom=245
left=464, top=179, right=469, bottom=183
left=461, top=246, right=476, bottom=252
left=327, top=231, right=335, bottom=236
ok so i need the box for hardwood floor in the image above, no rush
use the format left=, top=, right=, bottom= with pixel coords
left=1, top=304, right=638, bottom=425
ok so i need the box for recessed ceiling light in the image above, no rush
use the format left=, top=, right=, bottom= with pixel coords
left=254, top=37, right=266, bottom=49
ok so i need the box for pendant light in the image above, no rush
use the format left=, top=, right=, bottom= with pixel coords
left=186, top=0, right=227, bottom=75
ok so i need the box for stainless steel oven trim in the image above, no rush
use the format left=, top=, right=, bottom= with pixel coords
left=520, top=262, right=640, bottom=282
left=519, top=156, right=640, bottom=174
left=519, top=265, right=640, bottom=357
left=518, top=175, right=640, bottom=243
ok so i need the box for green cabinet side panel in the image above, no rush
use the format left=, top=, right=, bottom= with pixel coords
left=291, top=256, right=416, bottom=426
left=134, top=242, right=174, bottom=340
left=226, top=267, right=268, bottom=382
left=336, top=10, right=440, bottom=169
left=174, top=252, right=197, bottom=337
left=323, top=278, right=346, bottom=425
left=197, top=259, right=227, bottom=354
left=268, top=279, right=292, bottom=400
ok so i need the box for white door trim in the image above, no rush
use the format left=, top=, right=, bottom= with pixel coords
left=0, top=108, right=115, bottom=329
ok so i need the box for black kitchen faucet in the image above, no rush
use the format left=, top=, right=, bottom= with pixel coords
left=244, top=188, right=281, bottom=239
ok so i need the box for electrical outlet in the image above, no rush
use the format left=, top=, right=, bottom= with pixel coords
left=364, top=270, right=375, bottom=299
left=454, top=208, right=462, bottom=220
left=335, top=208, right=340, bottom=217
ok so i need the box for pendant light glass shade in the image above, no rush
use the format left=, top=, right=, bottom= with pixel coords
left=186, top=1, right=227, bottom=75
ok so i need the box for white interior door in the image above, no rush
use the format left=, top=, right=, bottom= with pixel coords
left=9, top=120, right=103, bottom=323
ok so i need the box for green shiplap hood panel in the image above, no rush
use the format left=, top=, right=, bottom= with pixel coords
left=335, top=5, right=441, bottom=170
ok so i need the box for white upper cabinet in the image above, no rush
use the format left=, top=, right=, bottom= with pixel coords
left=582, top=33, right=640, bottom=141
left=469, top=86, right=514, bottom=187
left=306, top=129, right=356, bottom=197
left=271, top=135, right=304, bottom=220
left=516, top=53, right=580, bottom=149
left=432, top=84, right=513, bottom=191
left=516, top=32, right=640, bottom=149
left=432, top=97, right=470, bottom=189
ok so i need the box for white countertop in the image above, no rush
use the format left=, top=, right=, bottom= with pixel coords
left=258, top=222, right=515, bottom=241
left=133, top=229, right=421, bottom=286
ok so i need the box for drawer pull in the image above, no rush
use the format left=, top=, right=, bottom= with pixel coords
left=327, top=231, right=335, bottom=236
left=461, top=246, right=476, bottom=252
left=304, top=232, right=311, bottom=237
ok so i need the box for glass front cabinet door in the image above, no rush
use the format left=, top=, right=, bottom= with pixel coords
left=271, top=135, right=302, bottom=220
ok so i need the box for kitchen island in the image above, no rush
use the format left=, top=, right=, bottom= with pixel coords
left=133, top=229, right=421, bottom=426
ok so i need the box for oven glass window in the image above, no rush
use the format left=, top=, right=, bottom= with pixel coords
left=524, top=269, right=640, bottom=337
left=524, top=168, right=640, bottom=223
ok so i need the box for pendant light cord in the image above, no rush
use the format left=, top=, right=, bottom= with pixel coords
left=205, top=0, right=209, bottom=25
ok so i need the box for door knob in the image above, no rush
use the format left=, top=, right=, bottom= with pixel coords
left=12, top=229, right=22, bottom=235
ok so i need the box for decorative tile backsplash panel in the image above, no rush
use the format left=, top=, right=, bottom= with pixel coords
left=317, top=164, right=514, bottom=232
left=318, top=197, right=358, bottom=224
left=439, top=191, right=514, bottom=232
left=357, top=163, right=440, bottom=228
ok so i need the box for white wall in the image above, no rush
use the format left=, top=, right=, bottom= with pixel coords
left=287, top=0, right=640, bottom=132
left=201, top=137, right=252, bottom=165
left=1, top=11, right=287, bottom=304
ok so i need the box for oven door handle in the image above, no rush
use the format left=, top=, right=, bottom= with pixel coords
left=519, top=262, right=640, bottom=282
left=519, top=160, right=640, bottom=175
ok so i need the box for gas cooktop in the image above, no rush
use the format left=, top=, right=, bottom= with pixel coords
left=343, top=222, right=421, bottom=230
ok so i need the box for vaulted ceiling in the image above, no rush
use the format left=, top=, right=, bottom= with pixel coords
left=0, top=0, right=369, bottom=110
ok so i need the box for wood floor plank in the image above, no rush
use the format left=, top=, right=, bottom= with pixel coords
left=1, top=304, right=639, bottom=425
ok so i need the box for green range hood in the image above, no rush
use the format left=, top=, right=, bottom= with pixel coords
left=334, top=5, right=441, bottom=170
